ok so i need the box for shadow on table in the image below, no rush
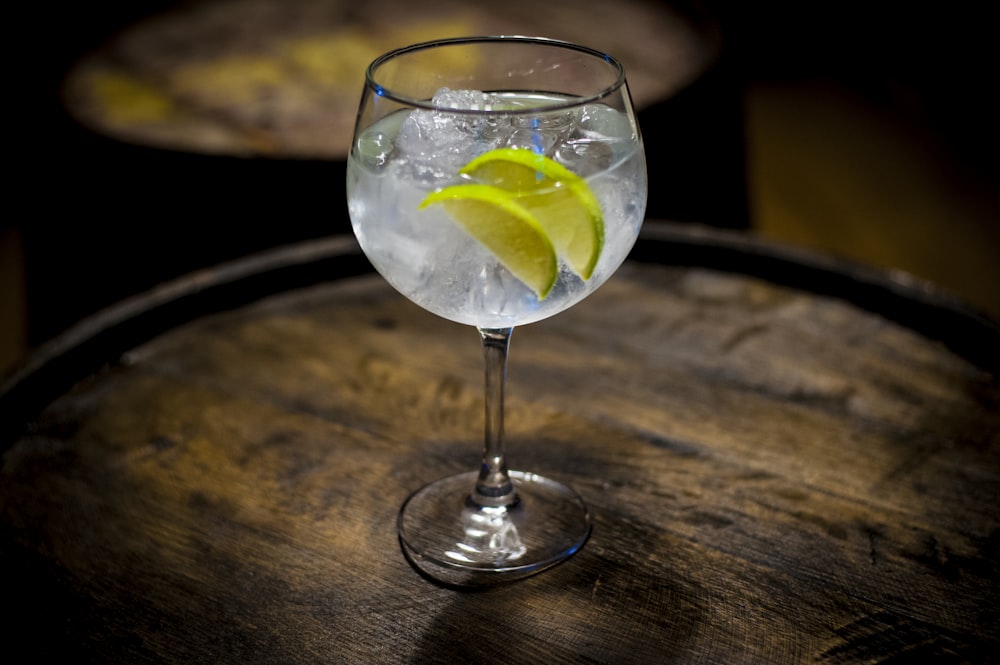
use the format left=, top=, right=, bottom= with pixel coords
left=407, top=522, right=706, bottom=663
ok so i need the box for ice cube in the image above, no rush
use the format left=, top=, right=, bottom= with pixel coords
left=554, top=136, right=615, bottom=176
left=553, top=105, right=631, bottom=176
left=432, top=88, right=507, bottom=112
left=354, top=125, right=394, bottom=171
left=393, top=88, right=514, bottom=185
left=506, top=112, right=574, bottom=155
left=576, top=104, right=633, bottom=139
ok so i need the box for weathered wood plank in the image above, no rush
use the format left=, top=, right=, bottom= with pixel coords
left=2, top=259, right=997, bottom=664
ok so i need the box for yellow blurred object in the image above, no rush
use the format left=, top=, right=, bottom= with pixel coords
left=285, top=30, right=381, bottom=87
left=89, top=71, right=175, bottom=124
left=174, top=55, right=286, bottom=103
left=59, top=0, right=710, bottom=159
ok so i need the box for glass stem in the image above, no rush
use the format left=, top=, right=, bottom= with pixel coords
left=473, top=327, right=518, bottom=508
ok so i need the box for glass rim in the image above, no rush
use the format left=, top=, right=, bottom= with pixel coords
left=365, top=35, right=627, bottom=114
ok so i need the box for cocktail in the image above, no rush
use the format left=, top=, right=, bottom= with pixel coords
left=347, top=36, right=647, bottom=585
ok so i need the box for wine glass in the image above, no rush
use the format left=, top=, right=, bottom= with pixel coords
left=347, top=36, right=647, bottom=585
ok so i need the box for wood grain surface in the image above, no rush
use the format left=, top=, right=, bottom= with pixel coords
left=2, top=232, right=998, bottom=663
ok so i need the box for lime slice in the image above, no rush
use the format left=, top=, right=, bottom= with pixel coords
left=460, top=147, right=604, bottom=280
left=420, top=184, right=558, bottom=298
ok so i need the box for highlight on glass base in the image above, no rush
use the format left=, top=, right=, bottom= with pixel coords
left=346, top=36, right=647, bottom=586
left=398, top=471, right=591, bottom=586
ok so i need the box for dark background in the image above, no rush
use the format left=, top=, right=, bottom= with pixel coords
left=6, top=0, right=999, bottom=362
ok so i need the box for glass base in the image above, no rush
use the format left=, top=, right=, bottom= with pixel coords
left=398, top=470, right=591, bottom=587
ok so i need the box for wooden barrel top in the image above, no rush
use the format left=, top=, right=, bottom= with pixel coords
left=2, top=223, right=998, bottom=663
left=60, top=0, right=717, bottom=159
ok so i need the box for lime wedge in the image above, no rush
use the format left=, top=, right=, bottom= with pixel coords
left=420, top=184, right=558, bottom=298
left=460, top=148, right=604, bottom=280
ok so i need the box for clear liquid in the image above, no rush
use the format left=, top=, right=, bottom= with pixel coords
left=347, top=94, right=647, bottom=328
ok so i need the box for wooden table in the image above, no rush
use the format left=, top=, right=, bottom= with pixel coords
left=2, top=223, right=998, bottom=663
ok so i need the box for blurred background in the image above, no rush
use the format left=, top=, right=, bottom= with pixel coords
left=4, top=0, right=999, bottom=377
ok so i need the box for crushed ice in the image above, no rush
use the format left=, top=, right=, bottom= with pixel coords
left=391, top=88, right=628, bottom=184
